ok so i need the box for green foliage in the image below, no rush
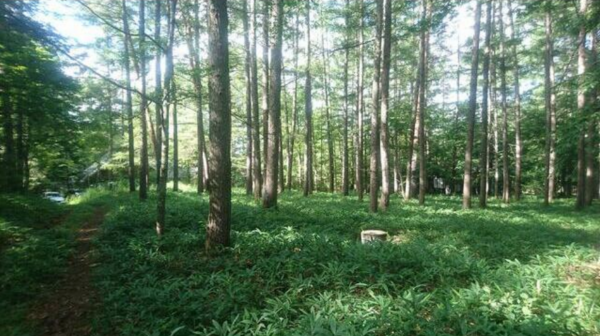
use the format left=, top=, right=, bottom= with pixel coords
left=92, top=188, right=600, bottom=336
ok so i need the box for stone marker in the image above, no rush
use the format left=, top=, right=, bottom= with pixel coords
left=360, top=230, right=388, bottom=243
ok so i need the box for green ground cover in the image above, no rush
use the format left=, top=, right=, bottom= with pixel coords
left=89, top=188, right=600, bottom=336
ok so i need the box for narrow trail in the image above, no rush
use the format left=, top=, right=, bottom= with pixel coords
left=28, top=207, right=107, bottom=336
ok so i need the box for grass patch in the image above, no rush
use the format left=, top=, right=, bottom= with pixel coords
left=92, top=187, right=600, bottom=336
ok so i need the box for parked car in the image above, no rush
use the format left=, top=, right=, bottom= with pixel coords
left=43, top=191, right=65, bottom=204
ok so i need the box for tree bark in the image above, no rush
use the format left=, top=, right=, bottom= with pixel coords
left=262, top=0, right=269, bottom=189
left=355, top=0, right=364, bottom=201
left=263, top=0, right=283, bottom=209
left=369, top=0, right=383, bottom=212
left=189, top=0, right=206, bottom=194
left=156, top=0, right=177, bottom=236
left=575, top=0, right=587, bottom=209
left=243, top=0, right=253, bottom=195
left=250, top=0, right=262, bottom=199
left=585, top=30, right=597, bottom=205
left=508, top=0, right=522, bottom=201
left=544, top=1, right=556, bottom=205
left=139, top=0, right=149, bottom=199
left=173, top=89, right=179, bottom=192
left=499, top=0, right=510, bottom=204
left=341, top=0, right=351, bottom=196
left=418, top=0, right=430, bottom=206
left=321, top=30, right=334, bottom=193
left=451, top=36, right=460, bottom=195
left=462, top=0, right=482, bottom=209
left=122, top=0, right=136, bottom=193
left=154, top=0, right=163, bottom=186
left=379, top=0, right=392, bottom=209
left=206, top=0, right=232, bottom=250
left=479, top=0, right=492, bottom=208
left=286, top=13, right=299, bottom=192
left=303, top=0, right=314, bottom=196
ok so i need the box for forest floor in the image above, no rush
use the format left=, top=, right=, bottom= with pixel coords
left=27, top=207, right=106, bottom=336
left=1, top=186, right=599, bottom=336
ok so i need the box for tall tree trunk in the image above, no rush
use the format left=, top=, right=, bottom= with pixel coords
left=341, top=0, right=351, bottom=196
left=544, top=1, right=556, bottom=205
left=451, top=36, right=461, bottom=195
left=139, top=0, right=149, bottom=199
left=418, top=0, right=430, bottom=206
left=206, top=0, right=232, bottom=250
left=479, top=0, right=492, bottom=208
left=303, top=0, right=314, bottom=196
left=355, top=0, right=364, bottom=200
left=369, top=0, right=383, bottom=212
left=379, top=0, right=392, bottom=209
left=122, top=0, right=136, bottom=193
left=585, top=30, right=597, bottom=205
left=187, top=0, right=206, bottom=194
left=286, top=13, right=299, bottom=191
left=321, top=29, right=334, bottom=193
left=575, top=0, right=588, bottom=209
left=491, top=34, right=499, bottom=199
left=279, top=97, right=285, bottom=192
left=263, top=0, right=283, bottom=208
left=499, top=0, right=510, bottom=204
left=508, top=0, right=522, bottom=200
left=154, top=0, right=163, bottom=186
left=405, top=66, right=420, bottom=199
left=250, top=0, right=262, bottom=199
left=156, top=0, right=176, bottom=236
left=243, top=0, right=253, bottom=195
left=462, top=0, right=482, bottom=209
left=173, top=90, right=179, bottom=192
left=262, top=0, right=269, bottom=188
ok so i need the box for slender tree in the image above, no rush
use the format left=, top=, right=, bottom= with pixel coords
left=263, top=0, right=283, bottom=208
left=585, top=30, right=597, bottom=205
left=250, top=0, right=262, bottom=199
left=341, top=0, right=351, bottom=196
left=544, top=1, right=556, bottom=205
left=379, top=0, right=392, bottom=209
left=462, top=0, right=482, bottom=209
left=508, top=0, right=522, bottom=200
left=304, top=0, right=314, bottom=196
left=286, top=13, right=299, bottom=191
left=154, top=0, right=162, bottom=186
left=479, top=0, right=492, bottom=208
left=321, top=28, right=334, bottom=193
left=243, top=0, right=253, bottom=195
left=183, top=0, right=207, bottom=194
left=575, top=0, right=588, bottom=209
left=451, top=36, right=461, bottom=194
left=355, top=0, right=364, bottom=201
left=122, top=0, right=136, bottom=192
left=205, top=0, right=232, bottom=250
left=262, top=0, right=269, bottom=185
left=417, top=0, right=430, bottom=206
left=499, top=0, right=510, bottom=204
left=369, top=0, right=383, bottom=212
left=156, top=0, right=176, bottom=236
left=139, top=0, right=149, bottom=199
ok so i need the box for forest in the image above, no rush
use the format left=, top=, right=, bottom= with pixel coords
left=0, top=0, right=599, bottom=335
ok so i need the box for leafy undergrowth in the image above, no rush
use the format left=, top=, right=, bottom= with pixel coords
left=92, top=187, right=600, bottom=336
left=0, top=190, right=116, bottom=336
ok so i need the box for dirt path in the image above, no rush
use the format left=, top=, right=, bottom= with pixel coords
left=28, top=207, right=106, bottom=336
